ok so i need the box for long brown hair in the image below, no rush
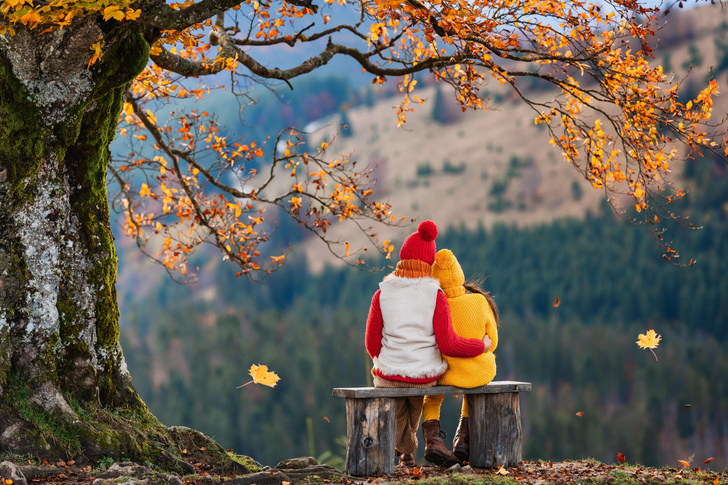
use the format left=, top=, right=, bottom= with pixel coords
left=463, top=279, right=499, bottom=327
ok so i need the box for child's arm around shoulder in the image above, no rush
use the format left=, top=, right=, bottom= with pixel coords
left=433, top=290, right=485, bottom=358
left=365, top=290, right=384, bottom=358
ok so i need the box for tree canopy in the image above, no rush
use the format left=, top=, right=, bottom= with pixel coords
left=3, top=0, right=724, bottom=275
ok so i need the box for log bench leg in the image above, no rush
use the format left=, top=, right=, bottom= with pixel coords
left=467, top=392, right=523, bottom=468
left=344, top=397, right=397, bottom=476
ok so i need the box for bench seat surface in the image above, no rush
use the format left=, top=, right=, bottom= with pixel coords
left=332, top=380, right=531, bottom=398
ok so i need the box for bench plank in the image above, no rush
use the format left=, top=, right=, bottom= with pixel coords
left=332, top=381, right=531, bottom=399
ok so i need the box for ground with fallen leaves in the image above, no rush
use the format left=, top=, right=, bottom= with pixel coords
left=3, top=457, right=728, bottom=485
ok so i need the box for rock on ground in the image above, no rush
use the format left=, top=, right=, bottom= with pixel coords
left=0, top=461, right=28, bottom=485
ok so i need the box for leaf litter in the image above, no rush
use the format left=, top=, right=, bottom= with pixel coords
left=6, top=459, right=728, bottom=484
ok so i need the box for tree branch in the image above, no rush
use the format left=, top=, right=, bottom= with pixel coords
left=140, top=0, right=245, bottom=30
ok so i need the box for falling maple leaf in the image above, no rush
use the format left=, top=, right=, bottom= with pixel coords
left=703, top=458, right=714, bottom=464
left=636, top=329, right=661, bottom=361
left=678, top=454, right=694, bottom=468
left=552, top=296, right=560, bottom=308
left=575, top=411, right=585, bottom=417
left=237, top=364, right=280, bottom=388
left=323, top=416, right=330, bottom=423
left=248, top=364, right=280, bottom=387
left=617, top=453, right=626, bottom=464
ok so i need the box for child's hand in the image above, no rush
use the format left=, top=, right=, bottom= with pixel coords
left=483, top=335, right=492, bottom=352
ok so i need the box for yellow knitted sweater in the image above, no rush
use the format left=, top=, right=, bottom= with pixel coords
left=432, top=249, right=498, bottom=387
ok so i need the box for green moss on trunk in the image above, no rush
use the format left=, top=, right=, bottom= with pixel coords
left=54, top=25, right=149, bottom=406
left=0, top=58, right=46, bottom=199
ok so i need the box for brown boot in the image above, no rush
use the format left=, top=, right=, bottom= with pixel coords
left=399, top=453, right=415, bottom=467
left=422, top=419, right=459, bottom=468
left=452, top=417, right=469, bottom=463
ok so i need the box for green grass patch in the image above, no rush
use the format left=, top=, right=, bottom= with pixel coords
left=226, top=451, right=261, bottom=472
left=6, top=375, right=81, bottom=455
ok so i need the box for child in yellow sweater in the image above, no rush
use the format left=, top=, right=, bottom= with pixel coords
left=422, top=249, right=499, bottom=465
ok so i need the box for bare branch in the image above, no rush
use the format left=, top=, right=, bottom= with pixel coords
left=140, top=0, right=245, bottom=30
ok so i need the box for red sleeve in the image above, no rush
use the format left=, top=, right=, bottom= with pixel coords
left=365, top=290, right=383, bottom=358
left=433, top=290, right=485, bottom=358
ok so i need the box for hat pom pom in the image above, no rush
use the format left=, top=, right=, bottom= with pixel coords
left=434, top=249, right=455, bottom=268
left=418, top=220, right=438, bottom=242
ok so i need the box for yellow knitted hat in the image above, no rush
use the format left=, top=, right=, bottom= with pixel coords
left=432, top=249, right=465, bottom=296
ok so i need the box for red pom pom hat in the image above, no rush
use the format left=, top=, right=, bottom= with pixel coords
left=399, top=220, right=438, bottom=265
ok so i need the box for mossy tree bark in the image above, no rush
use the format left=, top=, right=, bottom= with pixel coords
left=0, top=19, right=192, bottom=463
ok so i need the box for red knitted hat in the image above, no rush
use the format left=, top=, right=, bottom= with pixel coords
left=399, top=220, right=438, bottom=265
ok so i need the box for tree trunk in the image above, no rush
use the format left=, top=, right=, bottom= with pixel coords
left=0, top=19, right=179, bottom=462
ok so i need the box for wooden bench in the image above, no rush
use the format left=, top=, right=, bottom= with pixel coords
left=332, top=381, right=531, bottom=476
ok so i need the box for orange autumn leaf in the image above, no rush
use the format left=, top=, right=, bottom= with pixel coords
left=125, top=8, right=141, bottom=21
left=575, top=411, right=585, bottom=417
left=247, top=364, right=280, bottom=387
left=552, top=296, right=560, bottom=308
left=678, top=455, right=694, bottom=468
left=87, top=40, right=103, bottom=69
left=616, top=453, right=626, bottom=464
left=102, top=6, right=124, bottom=21
left=19, top=9, right=41, bottom=27
left=703, top=457, right=714, bottom=464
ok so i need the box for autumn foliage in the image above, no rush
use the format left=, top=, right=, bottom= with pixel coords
left=3, top=0, right=726, bottom=275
